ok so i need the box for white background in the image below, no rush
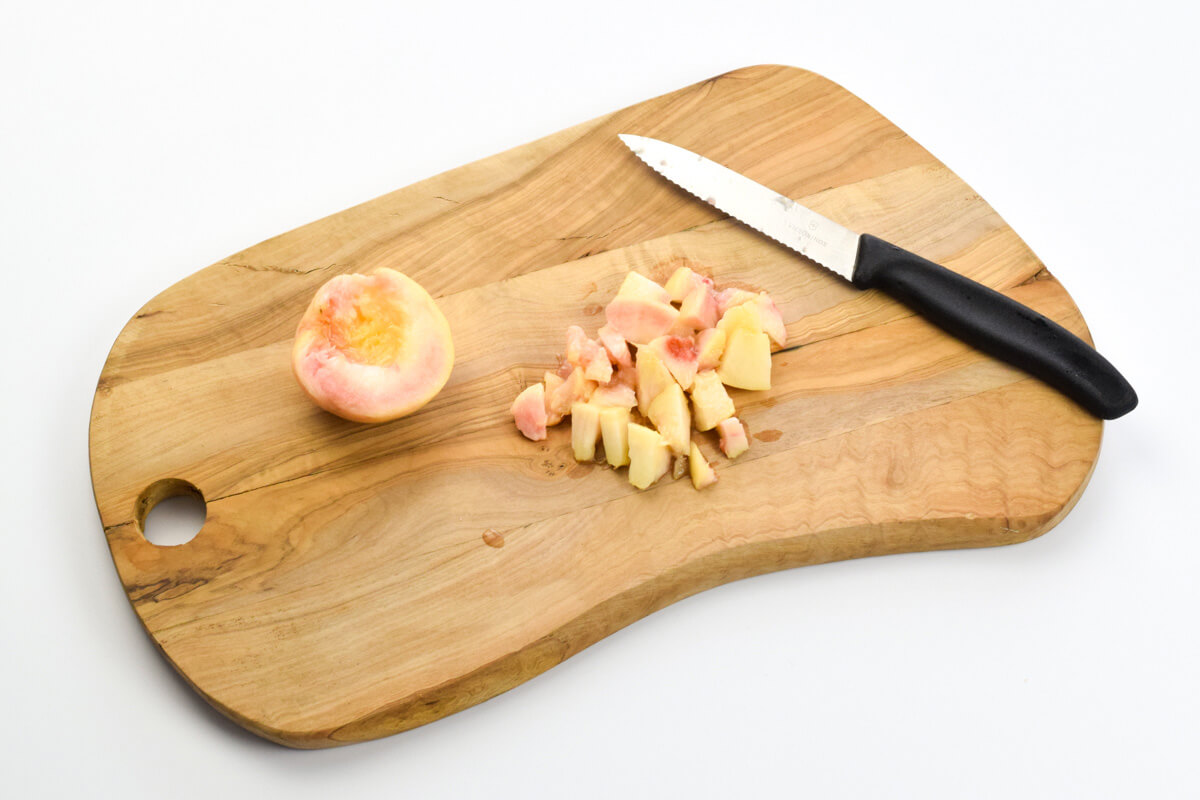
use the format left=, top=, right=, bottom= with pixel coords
left=3, top=1, right=1198, bottom=797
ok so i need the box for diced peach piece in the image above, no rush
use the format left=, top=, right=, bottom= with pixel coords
left=635, top=347, right=675, bottom=417
left=716, top=302, right=762, bottom=336
left=582, top=347, right=613, bottom=384
left=591, top=381, right=636, bottom=409
left=646, top=382, right=691, bottom=455
left=565, top=325, right=589, bottom=365
left=715, top=296, right=786, bottom=347
left=717, top=329, right=772, bottom=390
left=696, top=328, right=726, bottom=370
left=571, top=402, right=602, bottom=461
left=599, top=406, right=631, bottom=467
left=715, top=287, right=758, bottom=316
left=688, top=441, right=718, bottom=490
left=564, top=325, right=612, bottom=384
left=617, top=270, right=672, bottom=304
left=753, top=293, right=787, bottom=347
left=548, top=366, right=597, bottom=421
left=664, top=266, right=712, bottom=303
left=604, top=295, right=680, bottom=345
left=511, top=384, right=548, bottom=441
left=610, top=362, right=637, bottom=388
left=689, top=370, right=735, bottom=431
left=678, top=284, right=718, bottom=329
left=543, top=371, right=566, bottom=425
left=667, top=315, right=698, bottom=337
left=646, top=335, right=699, bottom=391
left=596, top=324, right=633, bottom=368
left=627, top=422, right=672, bottom=490
left=593, top=363, right=637, bottom=408
left=717, top=417, right=749, bottom=459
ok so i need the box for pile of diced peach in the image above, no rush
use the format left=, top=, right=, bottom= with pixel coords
left=511, top=266, right=785, bottom=490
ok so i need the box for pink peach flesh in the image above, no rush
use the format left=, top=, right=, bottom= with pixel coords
left=647, top=335, right=700, bottom=390
left=717, top=417, right=749, bottom=459
left=543, top=371, right=566, bottom=425
left=565, top=324, right=612, bottom=383
left=664, top=266, right=713, bottom=302
left=753, top=293, right=787, bottom=347
left=716, top=287, right=758, bottom=316
left=591, top=381, right=637, bottom=408
left=511, top=384, right=548, bottom=441
left=596, top=324, right=633, bottom=368
left=292, top=267, right=454, bottom=423
left=565, top=325, right=589, bottom=365
left=678, top=284, right=719, bottom=329
left=604, top=295, right=680, bottom=345
left=696, top=327, right=726, bottom=370
left=618, top=270, right=672, bottom=304
left=547, top=366, right=597, bottom=420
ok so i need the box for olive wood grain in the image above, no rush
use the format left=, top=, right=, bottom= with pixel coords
left=89, top=65, right=1103, bottom=747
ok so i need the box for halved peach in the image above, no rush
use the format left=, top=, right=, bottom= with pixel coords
left=292, top=267, right=454, bottom=423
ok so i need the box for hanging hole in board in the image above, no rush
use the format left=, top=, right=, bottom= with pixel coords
left=136, top=478, right=206, bottom=547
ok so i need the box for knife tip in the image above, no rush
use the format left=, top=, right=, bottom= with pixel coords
left=617, top=133, right=644, bottom=156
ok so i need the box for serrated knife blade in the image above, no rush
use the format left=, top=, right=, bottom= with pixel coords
left=618, top=133, right=859, bottom=279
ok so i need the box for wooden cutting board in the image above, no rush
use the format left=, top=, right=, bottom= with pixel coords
left=89, top=64, right=1103, bottom=748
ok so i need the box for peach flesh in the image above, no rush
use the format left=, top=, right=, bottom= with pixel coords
left=603, top=295, right=679, bottom=345
left=292, top=267, right=454, bottom=423
left=508, top=268, right=784, bottom=490
left=512, top=384, right=548, bottom=441
left=647, top=335, right=699, bottom=391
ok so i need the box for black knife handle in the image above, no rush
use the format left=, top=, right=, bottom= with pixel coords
left=851, top=234, right=1137, bottom=419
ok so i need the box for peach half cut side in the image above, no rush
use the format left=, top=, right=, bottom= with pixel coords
left=292, top=267, right=455, bottom=423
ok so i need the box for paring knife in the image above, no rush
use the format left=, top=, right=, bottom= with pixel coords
left=618, top=134, right=1137, bottom=419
